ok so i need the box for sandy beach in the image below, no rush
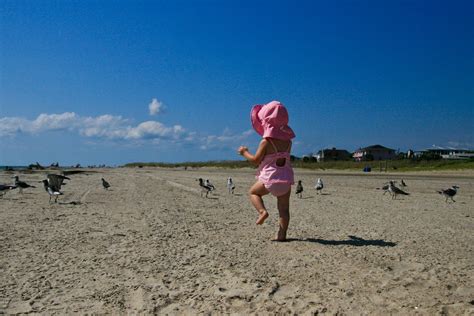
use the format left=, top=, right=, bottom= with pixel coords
left=1, top=167, right=473, bottom=314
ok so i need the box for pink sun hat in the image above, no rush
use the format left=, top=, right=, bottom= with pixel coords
left=251, top=101, right=295, bottom=140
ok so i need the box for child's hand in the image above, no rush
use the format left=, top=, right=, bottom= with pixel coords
left=238, top=146, right=248, bottom=156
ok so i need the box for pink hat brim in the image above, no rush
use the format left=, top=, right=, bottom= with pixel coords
left=262, top=124, right=295, bottom=140
left=251, top=104, right=264, bottom=136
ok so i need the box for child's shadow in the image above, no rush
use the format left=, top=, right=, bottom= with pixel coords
left=287, top=235, right=396, bottom=247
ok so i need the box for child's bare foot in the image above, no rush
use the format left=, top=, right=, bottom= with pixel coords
left=256, top=210, right=269, bottom=225
left=272, top=229, right=287, bottom=241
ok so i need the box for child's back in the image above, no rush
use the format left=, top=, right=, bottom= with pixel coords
left=263, top=138, right=291, bottom=155
left=256, top=138, right=294, bottom=196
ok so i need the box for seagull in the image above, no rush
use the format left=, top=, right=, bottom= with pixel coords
left=101, top=178, right=111, bottom=190
left=400, top=179, right=407, bottom=187
left=377, top=180, right=396, bottom=195
left=296, top=180, right=303, bottom=198
left=227, top=177, right=235, bottom=194
left=0, top=184, right=17, bottom=198
left=315, top=178, right=323, bottom=194
left=13, top=176, right=36, bottom=194
left=380, top=183, right=390, bottom=195
left=47, top=174, right=70, bottom=189
left=437, top=185, right=459, bottom=203
left=205, top=179, right=216, bottom=191
left=388, top=180, right=409, bottom=199
left=41, top=179, right=63, bottom=203
left=198, top=178, right=213, bottom=197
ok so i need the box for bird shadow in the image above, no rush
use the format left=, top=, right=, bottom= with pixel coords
left=301, top=196, right=314, bottom=199
left=285, top=235, right=396, bottom=247
left=233, top=193, right=243, bottom=196
left=58, top=201, right=83, bottom=205
left=206, top=196, right=219, bottom=200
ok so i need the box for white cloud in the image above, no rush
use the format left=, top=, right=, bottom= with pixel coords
left=0, top=112, right=187, bottom=142
left=32, top=112, right=78, bottom=132
left=0, top=112, right=79, bottom=136
left=0, top=112, right=255, bottom=152
left=199, top=128, right=254, bottom=150
left=184, top=131, right=197, bottom=142
left=79, top=115, right=129, bottom=138
left=0, top=117, right=29, bottom=136
left=125, top=121, right=185, bottom=140
left=148, top=98, right=163, bottom=116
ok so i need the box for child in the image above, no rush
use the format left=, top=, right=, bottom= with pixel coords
left=238, top=101, right=295, bottom=241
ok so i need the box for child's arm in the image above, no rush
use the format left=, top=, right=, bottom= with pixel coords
left=238, top=139, right=267, bottom=166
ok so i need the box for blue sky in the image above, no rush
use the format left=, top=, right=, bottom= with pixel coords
left=1, top=0, right=473, bottom=165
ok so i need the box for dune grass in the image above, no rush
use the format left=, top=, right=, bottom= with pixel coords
left=293, top=159, right=474, bottom=171
left=124, top=159, right=474, bottom=171
left=124, top=160, right=249, bottom=169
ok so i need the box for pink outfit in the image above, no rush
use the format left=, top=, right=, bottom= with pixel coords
left=256, top=139, right=294, bottom=196
left=251, top=101, right=295, bottom=140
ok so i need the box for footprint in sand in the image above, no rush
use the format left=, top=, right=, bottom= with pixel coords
left=125, top=287, right=147, bottom=312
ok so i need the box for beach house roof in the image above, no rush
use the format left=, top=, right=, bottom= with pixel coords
left=359, top=144, right=395, bottom=151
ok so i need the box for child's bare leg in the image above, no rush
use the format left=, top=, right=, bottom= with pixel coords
left=274, top=188, right=291, bottom=241
left=249, top=181, right=270, bottom=225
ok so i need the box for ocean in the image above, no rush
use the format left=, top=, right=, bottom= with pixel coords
left=0, top=166, right=28, bottom=170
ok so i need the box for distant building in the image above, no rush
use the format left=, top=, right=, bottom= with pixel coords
left=314, top=148, right=351, bottom=162
left=353, top=145, right=396, bottom=161
left=422, top=147, right=474, bottom=160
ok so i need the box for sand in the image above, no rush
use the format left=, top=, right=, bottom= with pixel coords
left=0, top=167, right=473, bottom=314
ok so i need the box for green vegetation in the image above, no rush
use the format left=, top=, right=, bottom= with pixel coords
left=124, top=158, right=474, bottom=171
left=292, top=159, right=474, bottom=171
left=124, top=160, right=249, bottom=169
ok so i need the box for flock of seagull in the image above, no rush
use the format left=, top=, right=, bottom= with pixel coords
left=197, top=177, right=326, bottom=199
left=0, top=174, right=111, bottom=203
left=295, top=178, right=325, bottom=198
left=0, top=173, right=460, bottom=204
left=377, top=179, right=460, bottom=202
left=196, top=176, right=459, bottom=203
